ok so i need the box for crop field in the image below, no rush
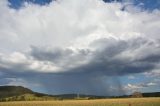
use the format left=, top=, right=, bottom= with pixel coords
left=0, top=98, right=160, bottom=106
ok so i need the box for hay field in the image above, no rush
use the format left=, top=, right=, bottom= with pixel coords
left=0, top=97, right=160, bottom=106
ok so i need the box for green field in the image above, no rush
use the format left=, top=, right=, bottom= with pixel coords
left=0, top=98, right=160, bottom=106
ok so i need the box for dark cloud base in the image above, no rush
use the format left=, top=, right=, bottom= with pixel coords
left=1, top=37, right=160, bottom=96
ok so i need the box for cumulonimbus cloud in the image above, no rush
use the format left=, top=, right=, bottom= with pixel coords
left=0, top=0, right=160, bottom=95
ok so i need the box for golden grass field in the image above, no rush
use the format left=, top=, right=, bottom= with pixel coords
left=0, top=98, right=160, bottom=106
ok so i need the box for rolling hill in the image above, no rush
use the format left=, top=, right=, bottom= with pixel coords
left=0, top=86, right=56, bottom=101
left=0, top=86, right=33, bottom=98
left=0, top=86, right=160, bottom=102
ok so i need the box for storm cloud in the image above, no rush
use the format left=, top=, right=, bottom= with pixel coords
left=0, top=0, right=160, bottom=95
left=28, top=37, right=160, bottom=76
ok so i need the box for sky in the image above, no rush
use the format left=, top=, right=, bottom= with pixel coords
left=0, top=0, right=160, bottom=96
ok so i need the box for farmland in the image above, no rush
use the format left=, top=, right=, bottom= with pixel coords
left=0, top=97, right=160, bottom=106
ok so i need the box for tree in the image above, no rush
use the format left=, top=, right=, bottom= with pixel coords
left=131, top=92, right=143, bottom=98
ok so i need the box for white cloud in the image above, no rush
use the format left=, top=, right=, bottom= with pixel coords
left=123, top=81, right=158, bottom=93
left=0, top=0, right=160, bottom=75
left=125, top=83, right=143, bottom=90
left=0, top=0, right=159, bottom=52
left=0, top=52, right=62, bottom=73
left=146, top=82, right=156, bottom=86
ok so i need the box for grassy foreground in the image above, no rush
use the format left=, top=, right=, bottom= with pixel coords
left=0, top=98, right=160, bottom=106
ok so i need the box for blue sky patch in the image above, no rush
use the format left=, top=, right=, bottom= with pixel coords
left=8, top=0, right=160, bottom=11
left=8, top=0, right=53, bottom=9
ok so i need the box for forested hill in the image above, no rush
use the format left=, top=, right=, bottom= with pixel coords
left=0, top=86, right=33, bottom=98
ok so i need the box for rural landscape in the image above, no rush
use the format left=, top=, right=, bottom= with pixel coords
left=0, top=0, right=160, bottom=106
left=0, top=86, right=160, bottom=106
